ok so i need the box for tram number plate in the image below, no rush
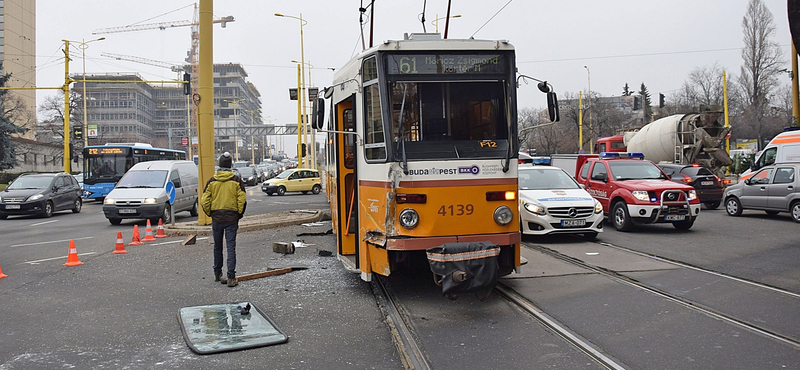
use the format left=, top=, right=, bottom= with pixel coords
left=700, top=181, right=713, bottom=186
left=5, top=204, right=20, bottom=209
left=437, top=204, right=474, bottom=216
left=118, top=208, right=137, bottom=214
left=665, top=214, right=685, bottom=221
left=561, top=219, right=586, bottom=227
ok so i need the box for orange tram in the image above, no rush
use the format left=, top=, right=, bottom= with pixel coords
left=310, top=33, right=559, bottom=291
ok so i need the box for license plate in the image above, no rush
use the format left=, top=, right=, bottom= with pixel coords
left=5, top=204, right=20, bottom=209
left=701, top=181, right=713, bottom=186
left=118, top=208, right=137, bottom=214
left=561, top=219, right=586, bottom=227
left=665, top=214, right=685, bottom=221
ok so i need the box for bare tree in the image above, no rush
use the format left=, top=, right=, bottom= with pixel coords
left=0, top=72, right=31, bottom=170
left=737, top=0, right=785, bottom=148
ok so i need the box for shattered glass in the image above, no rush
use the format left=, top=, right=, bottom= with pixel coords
left=178, top=302, right=288, bottom=354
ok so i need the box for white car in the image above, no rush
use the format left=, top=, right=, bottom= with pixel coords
left=519, top=166, right=604, bottom=239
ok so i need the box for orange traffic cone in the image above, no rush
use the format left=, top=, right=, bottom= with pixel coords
left=113, top=231, right=128, bottom=254
left=155, top=218, right=167, bottom=238
left=63, top=239, right=84, bottom=267
left=143, top=220, right=156, bottom=242
left=129, top=225, right=144, bottom=246
left=0, top=263, right=7, bottom=279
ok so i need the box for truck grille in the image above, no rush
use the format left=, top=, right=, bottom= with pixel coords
left=547, top=206, right=595, bottom=218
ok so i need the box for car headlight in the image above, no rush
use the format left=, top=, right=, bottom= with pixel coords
left=632, top=190, right=650, bottom=201
left=144, top=198, right=157, bottom=204
left=688, top=190, right=697, bottom=201
left=248, top=176, right=255, bottom=181
left=28, top=194, right=44, bottom=201
left=594, top=199, right=603, bottom=214
left=523, top=201, right=546, bottom=216
left=104, top=198, right=115, bottom=205
left=399, top=208, right=419, bottom=229
left=494, top=206, right=514, bottom=225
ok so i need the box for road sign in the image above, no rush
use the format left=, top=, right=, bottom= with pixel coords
left=87, top=124, right=98, bottom=139
left=181, top=136, right=189, bottom=146
left=165, top=181, right=176, bottom=205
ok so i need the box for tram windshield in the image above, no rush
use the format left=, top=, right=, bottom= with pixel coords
left=389, top=80, right=510, bottom=160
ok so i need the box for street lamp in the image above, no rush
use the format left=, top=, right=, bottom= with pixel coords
left=224, top=98, right=246, bottom=161
left=276, top=12, right=308, bottom=168
left=431, top=14, right=461, bottom=33
left=584, top=65, right=592, bottom=153
left=67, top=37, right=105, bottom=151
left=292, top=59, right=316, bottom=168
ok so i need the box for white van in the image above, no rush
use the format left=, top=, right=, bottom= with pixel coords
left=740, top=129, right=800, bottom=180
left=103, top=160, right=199, bottom=225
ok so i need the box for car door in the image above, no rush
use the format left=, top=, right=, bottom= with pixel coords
left=767, top=166, right=796, bottom=209
left=168, top=169, right=184, bottom=211
left=286, top=171, right=302, bottom=192
left=740, top=168, right=772, bottom=208
left=52, top=176, right=69, bottom=210
left=585, top=162, right=611, bottom=211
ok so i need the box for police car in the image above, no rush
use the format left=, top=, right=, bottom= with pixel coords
left=519, top=165, right=604, bottom=239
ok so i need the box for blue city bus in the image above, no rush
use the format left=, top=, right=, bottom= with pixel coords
left=82, top=143, right=187, bottom=200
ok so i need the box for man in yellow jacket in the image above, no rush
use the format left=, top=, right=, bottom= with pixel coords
left=201, top=152, right=247, bottom=287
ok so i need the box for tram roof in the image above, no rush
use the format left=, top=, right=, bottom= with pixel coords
left=330, top=33, right=515, bottom=87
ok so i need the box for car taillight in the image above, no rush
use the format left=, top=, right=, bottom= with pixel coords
left=680, top=174, right=692, bottom=183
left=722, top=179, right=731, bottom=185
left=396, top=193, right=427, bottom=204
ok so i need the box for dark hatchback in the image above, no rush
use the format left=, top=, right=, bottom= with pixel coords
left=658, top=163, right=726, bottom=209
left=0, top=173, right=83, bottom=218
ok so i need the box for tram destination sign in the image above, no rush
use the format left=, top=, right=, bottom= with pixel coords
left=386, top=54, right=507, bottom=75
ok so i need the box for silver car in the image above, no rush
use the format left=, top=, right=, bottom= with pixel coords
left=723, top=162, right=800, bottom=222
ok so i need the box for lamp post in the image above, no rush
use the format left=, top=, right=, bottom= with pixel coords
left=292, top=59, right=316, bottom=168
left=584, top=65, right=592, bottom=153
left=66, top=37, right=105, bottom=151
left=276, top=12, right=308, bottom=167
left=224, top=98, right=246, bottom=161
left=431, top=14, right=461, bottom=33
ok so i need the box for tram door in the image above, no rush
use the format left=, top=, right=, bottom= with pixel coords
left=334, top=97, right=359, bottom=266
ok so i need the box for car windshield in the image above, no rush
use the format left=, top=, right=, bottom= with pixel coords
left=115, top=170, right=168, bottom=188
left=7, top=176, right=53, bottom=190
left=275, top=170, right=294, bottom=179
left=608, top=161, right=667, bottom=180
left=519, top=169, right=579, bottom=190
left=239, top=167, right=255, bottom=176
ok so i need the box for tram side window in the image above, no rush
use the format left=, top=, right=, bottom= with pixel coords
left=363, top=57, right=386, bottom=161
left=343, top=108, right=355, bottom=169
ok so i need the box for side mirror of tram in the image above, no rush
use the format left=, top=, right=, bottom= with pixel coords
left=546, top=92, right=560, bottom=122
left=311, top=98, right=326, bottom=130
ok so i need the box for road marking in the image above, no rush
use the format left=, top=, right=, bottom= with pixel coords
left=11, top=236, right=94, bottom=248
left=25, top=252, right=97, bottom=264
left=30, top=220, right=58, bottom=227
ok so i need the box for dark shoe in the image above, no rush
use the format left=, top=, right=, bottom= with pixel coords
left=219, top=274, right=228, bottom=284
left=214, top=272, right=223, bottom=282
left=227, top=277, right=238, bottom=287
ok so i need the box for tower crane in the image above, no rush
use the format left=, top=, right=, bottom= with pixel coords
left=101, top=52, right=184, bottom=73
left=92, top=3, right=234, bottom=154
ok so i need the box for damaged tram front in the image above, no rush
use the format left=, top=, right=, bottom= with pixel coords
left=314, top=34, right=558, bottom=290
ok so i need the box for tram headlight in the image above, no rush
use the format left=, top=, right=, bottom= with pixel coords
left=493, top=205, right=514, bottom=225
left=399, top=208, right=419, bottom=229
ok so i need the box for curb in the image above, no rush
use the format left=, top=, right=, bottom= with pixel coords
left=164, top=210, right=327, bottom=236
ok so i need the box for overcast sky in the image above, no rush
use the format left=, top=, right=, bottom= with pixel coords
left=34, top=0, right=793, bottom=156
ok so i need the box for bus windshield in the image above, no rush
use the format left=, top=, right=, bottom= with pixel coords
left=388, top=80, right=510, bottom=160
left=86, top=155, right=131, bottom=183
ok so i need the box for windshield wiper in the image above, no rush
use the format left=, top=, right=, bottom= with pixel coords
left=397, top=84, right=409, bottom=175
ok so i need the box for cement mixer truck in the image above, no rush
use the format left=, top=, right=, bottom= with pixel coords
left=596, top=110, right=733, bottom=177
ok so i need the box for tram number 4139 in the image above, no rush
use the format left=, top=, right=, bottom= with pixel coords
left=438, top=204, right=474, bottom=216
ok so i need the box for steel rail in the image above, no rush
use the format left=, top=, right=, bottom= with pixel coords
left=373, top=277, right=432, bottom=370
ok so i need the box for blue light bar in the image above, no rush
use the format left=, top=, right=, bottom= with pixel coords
left=599, top=152, right=645, bottom=159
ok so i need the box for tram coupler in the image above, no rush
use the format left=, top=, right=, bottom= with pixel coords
left=426, top=241, right=500, bottom=297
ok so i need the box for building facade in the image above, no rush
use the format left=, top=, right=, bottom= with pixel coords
left=1, top=0, right=36, bottom=138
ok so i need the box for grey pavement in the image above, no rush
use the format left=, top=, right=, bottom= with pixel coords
left=0, top=211, right=402, bottom=369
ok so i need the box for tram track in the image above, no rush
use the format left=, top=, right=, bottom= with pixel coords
left=373, top=276, right=433, bottom=370
left=523, top=241, right=800, bottom=350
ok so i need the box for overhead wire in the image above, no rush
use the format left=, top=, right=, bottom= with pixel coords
left=470, top=0, right=514, bottom=39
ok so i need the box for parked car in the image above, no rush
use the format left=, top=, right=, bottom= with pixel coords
left=238, top=167, right=259, bottom=186
left=723, top=162, right=800, bottom=222
left=518, top=166, right=604, bottom=239
left=0, top=172, right=83, bottom=218
left=658, top=163, right=726, bottom=210
left=261, top=168, right=322, bottom=195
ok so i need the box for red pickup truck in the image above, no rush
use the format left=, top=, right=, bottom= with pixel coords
left=568, top=152, right=701, bottom=231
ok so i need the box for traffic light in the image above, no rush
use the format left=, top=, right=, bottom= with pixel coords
left=659, top=93, right=665, bottom=108
left=73, top=126, right=83, bottom=140
left=633, top=96, right=641, bottom=110
left=301, top=143, right=307, bottom=157
left=183, top=73, right=191, bottom=95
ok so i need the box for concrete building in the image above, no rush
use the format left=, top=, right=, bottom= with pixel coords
left=1, top=0, right=37, bottom=138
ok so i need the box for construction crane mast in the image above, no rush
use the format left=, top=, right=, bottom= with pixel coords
left=93, top=3, right=234, bottom=152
